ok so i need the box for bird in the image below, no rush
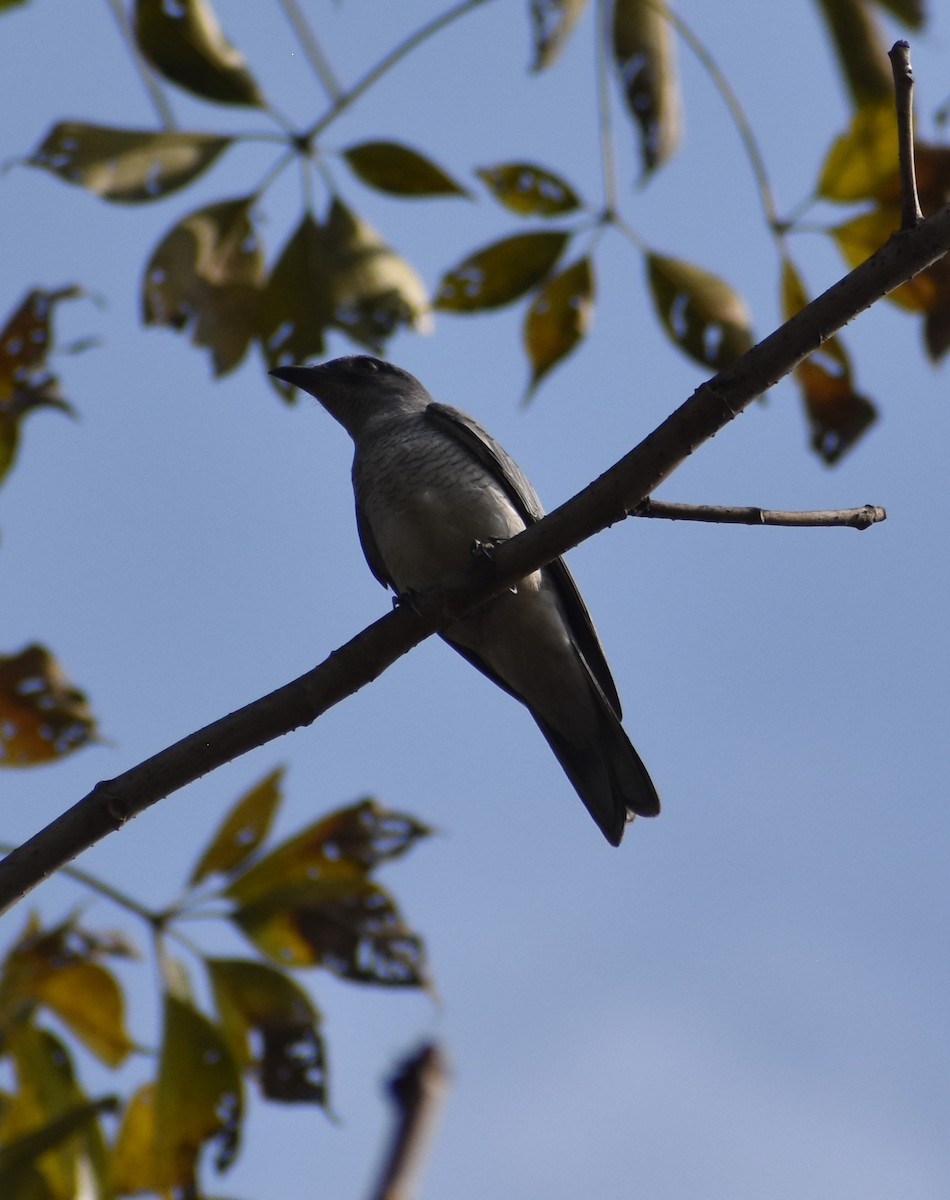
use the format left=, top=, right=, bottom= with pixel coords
left=270, top=355, right=660, bottom=845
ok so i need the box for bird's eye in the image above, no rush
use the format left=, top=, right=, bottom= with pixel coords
left=354, top=356, right=380, bottom=373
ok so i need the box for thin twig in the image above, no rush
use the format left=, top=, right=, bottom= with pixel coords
left=888, top=40, right=924, bottom=230
left=595, top=0, right=619, bottom=219
left=633, top=500, right=886, bottom=530
left=103, top=0, right=176, bottom=130
left=370, top=1044, right=450, bottom=1200
left=278, top=0, right=343, bottom=102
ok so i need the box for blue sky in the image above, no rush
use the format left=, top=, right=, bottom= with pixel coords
left=2, top=3, right=949, bottom=1198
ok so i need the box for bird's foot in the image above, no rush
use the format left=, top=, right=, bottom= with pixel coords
left=470, top=537, right=506, bottom=559
left=392, top=588, right=422, bottom=614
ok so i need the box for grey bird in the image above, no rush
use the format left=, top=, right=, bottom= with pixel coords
left=271, top=355, right=660, bottom=845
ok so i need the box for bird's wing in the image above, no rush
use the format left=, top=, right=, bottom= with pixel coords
left=355, top=500, right=395, bottom=590
left=426, top=402, right=622, bottom=717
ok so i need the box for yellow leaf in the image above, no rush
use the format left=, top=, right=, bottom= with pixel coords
left=817, top=102, right=898, bottom=202
left=434, top=231, right=569, bottom=312
left=476, top=162, right=581, bottom=216
left=647, top=253, right=753, bottom=369
left=530, top=0, right=590, bottom=71
left=189, top=766, right=285, bottom=886
left=523, top=256, right=594, bottom=396
left=154, top=996, right=242, bottom=1190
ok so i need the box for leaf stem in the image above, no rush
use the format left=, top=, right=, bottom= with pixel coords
left=278, top=0, right=344, bottom=102
left=595, top=0, right=619, bottom=220
left=306, top=0, right=498, bottom=141
left=102, top=0, right=177, bottom=130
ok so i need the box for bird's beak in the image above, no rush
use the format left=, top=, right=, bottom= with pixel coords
left=269, top=364, right=320, bottom=392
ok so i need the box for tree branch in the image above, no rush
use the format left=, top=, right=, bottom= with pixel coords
left=369, top=1043, right=449, bottom=1200
left=888, top=41, right=924, bottom=230
left=2, top=202, right=950, bottom=915
left=633, top=500, right=886, bottom=529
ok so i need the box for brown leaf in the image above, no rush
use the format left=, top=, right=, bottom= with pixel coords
left=529, top=0, right=590, bottom=71
left=0, top=288, right=80, bottom=488
left=0, top=645, right=96, bottom=767
left=612, top=0, right=681, bottom=175
left=782, top=258, right=878, bottom=464
left=647, top=253, right=753, bottom=369
left=134, top=0, right=264, bottom=107
left=28, top=122, right=231, bottom=203
left=231, top=868, right=428, bottom=986
left=343, top=141, right=470, bottom=198
left=189, top=766, right=285, bottom=886
left=476, top=162, right=581, bottom=216
left=434, top=231, right=570, bottom=312
left=142, top=195, right=263, bottom=375
left=523, top=256, right=594, bottom=396
left=207, top=958, right=328, bottom=1105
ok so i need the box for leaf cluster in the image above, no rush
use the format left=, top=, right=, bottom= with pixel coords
left=0, top=768, right=432, bottom=1198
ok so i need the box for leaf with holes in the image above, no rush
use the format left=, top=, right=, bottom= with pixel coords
left=529, top=0, right=590, bottom=70
left=782, top=258, right=878, bottom=465
left=322, top=199, right=431, bottom=350
left=154, top=996, right=242, bottom=1190
left=0, top=645, right=96, bottom=767
left=134, top=0, right=264, bottom=107
left=0, top=287, right=80, bottom=488
left=142, top=196, right=263, bottom=375
left=476, top=162, right=581, bottom=216
left=189, top=767, right=285, bottom=887
left=230, top=869, right=428, bottom=986
left=207, top=958, right=328, bottom=1105
left=647, top=253, right=753, bottom=369
left=435, top=231, right=569, bottom=312
left=28, top=122, right=231, bottom=203
left=612, top=0, right=681, bottom=176
left=523, top=256, right=594, bottom=397
left=344, top=141, right=469, bottom=198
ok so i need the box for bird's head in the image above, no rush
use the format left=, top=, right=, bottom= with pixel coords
left=270, top=356, right=431, bottom=437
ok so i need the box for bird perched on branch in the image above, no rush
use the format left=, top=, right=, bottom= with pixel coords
left=271, top=355, right=660, bottom=845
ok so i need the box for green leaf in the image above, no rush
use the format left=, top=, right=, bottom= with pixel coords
left=0, top=645, right=96, bottom=767
left=4, top=1025, right=110, bottom=1200
left=142, top=195, right=263, bottom=376
left=817, top=102, right=898, bottom=202
left=230, top=868, right=428, bottom=986
left=189, top=766, right=285, bottom=886
left=476, top=162, right=581, bottom=216
left=647, top=253, right=753, bottom=370
left=0, top=288, right=79, bottom=489
left=207, top=958, right=328, bottom=1105
left=612, top=0, right=681, bottom=175
left=529, top=0, right=590, bottom=71
left=134, top=0, right=264, bottom=107
left=523, top=256, right=594, bottom=397
left=322, top=199, right=431, bottom=350
left=257, top=215, right=333, bottom=396
left=434, top=231, right=569, bottom=312
left=155, top=996, right=242, bottom=1190
left=28, top=122, right=230, bottom=203
left=343, top=141, right=470, bottom=198
left=110, top=1084, right=160, bottom=1196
